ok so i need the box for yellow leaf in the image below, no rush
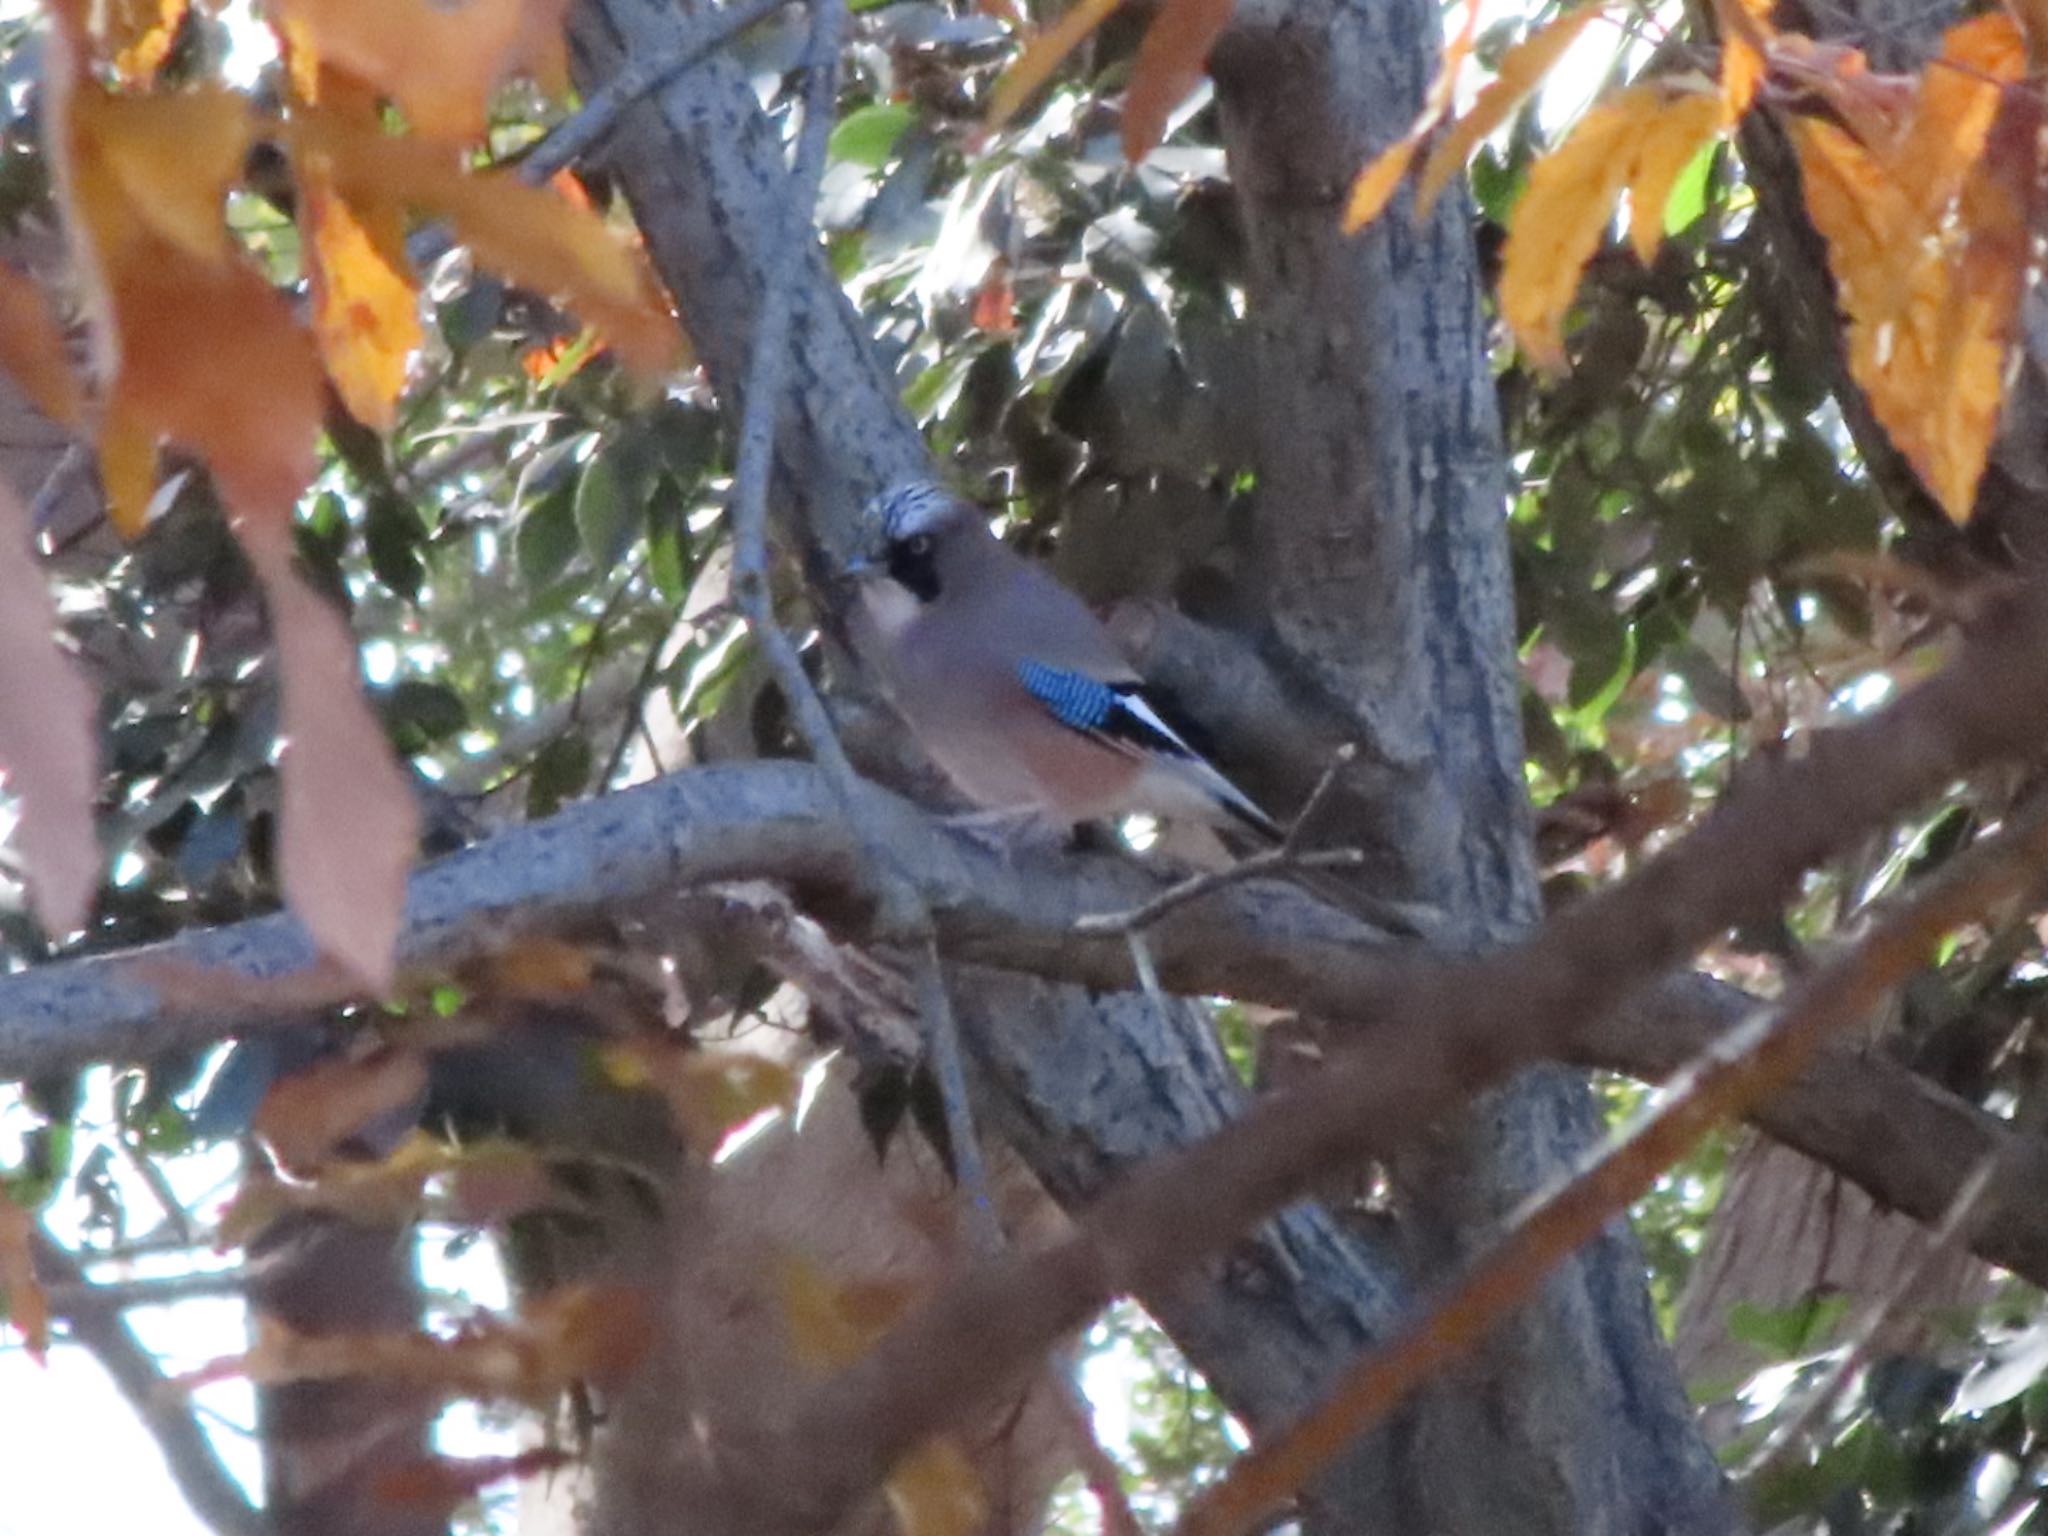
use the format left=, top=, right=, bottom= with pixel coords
left=66, top=85, right=253, bottom=265
left=1416, top=1, right=1609, bottom=217
left=1344, top=137, right=1424, bottom=232
left=886, top=1440, right=989, bottom=1536
left=778, top=1252, right=922, bottom=1369
left=296, top=113, right=683, bottom=381
left=0, top=1184, right=48, bottom=1366
left=1121, top=0, right=1237, bottom=162
left=1625, top=93, right=1721, bottom=263
left=272, top=0, right=572, bottom=142
left=1342, top=0, right=1478, bottom=233
left=1498, top=88, right=1650, bottom=371
left=987, top=0, right=1127, bottom=132
left=301, top=167, right=422, bottom=431
left=106, top=0, right=191, bottom=83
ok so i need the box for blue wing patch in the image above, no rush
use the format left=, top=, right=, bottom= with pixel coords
left=1017, top=661, right=1186, bottom=757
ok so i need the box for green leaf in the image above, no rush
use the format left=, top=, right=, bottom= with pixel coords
left=528, top=732, right=594, bottom=819
left=829, top=103, right=915, bottom=169
left=382, top=680, right=469, bottom=754
left=517, top=486, right=579, bottom=589
left=365, top=490, right=426, bottom=602
left=1661, top=140, right=1717, bottom=241
left=647, top=486, right=692, bottom=602
left=1727, top=1294, right=1850, bottom=1361
left=575, top=450, right=634, bottom=568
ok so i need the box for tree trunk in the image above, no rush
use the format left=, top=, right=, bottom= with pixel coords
left=1207, top=3, right=1732, bottom=1530
left=562, top=0, right=1734, bottom=1531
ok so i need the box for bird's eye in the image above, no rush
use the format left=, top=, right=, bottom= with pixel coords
left=902, top=534, right=933, bottom=559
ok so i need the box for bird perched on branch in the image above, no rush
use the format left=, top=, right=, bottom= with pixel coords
left=841, top=479, right=1281, bottom=842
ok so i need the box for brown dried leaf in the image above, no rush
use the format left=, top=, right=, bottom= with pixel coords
left=180, top=1283, right=651, bottom=1403
left=0, top=478, right=100, bottom=934
left=374, top=1450, right=575, bottom=1518
left=0, top=265, right=82, bottom=426
left=240, top=519, right=420, bottom=990
left=0, top=1184, right=48, bottom=1365
left=616, top=1043, right=798, bottom=1156
left=986, top=0, right=1127, bottom=133
left=253, top=1049, right=431, bottom=1175
left=1121, top=0, right=1236, bottom=163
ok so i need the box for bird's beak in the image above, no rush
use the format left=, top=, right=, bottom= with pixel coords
left=839, top=554, right=884, bottom=584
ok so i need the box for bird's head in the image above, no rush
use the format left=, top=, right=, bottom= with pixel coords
left=845, top=479, right=982, bottom=605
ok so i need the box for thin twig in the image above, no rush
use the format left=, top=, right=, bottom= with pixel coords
left=32, top=1228, right=267, bottom=1536
left=519, top=0, right=801, bottom=186
left=912, top=940, right=1001, bottom=1254
left=724, top=0, right=855, bottom=792
left=1075, top=746, right=1371, bottom=936
left=1739, top=1077, right=2046, bottom=1478
left=1170, top=796, right=2048, bottom=1536
left=1075, top=848, right=1367, bottom=936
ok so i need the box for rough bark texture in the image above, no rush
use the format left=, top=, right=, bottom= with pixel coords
left=552, top=0, right=1745, bottom=1528
left=1207, top=0, right=1733, bottom=1530
left=562, top=1, right=1421, bottom=1527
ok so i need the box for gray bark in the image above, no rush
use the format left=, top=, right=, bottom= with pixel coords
left=553, top=0, right=1743, bottom=1525
left=1209, top=0, right=1732, bottom=1529
left=562, top=1, right=1421, bottom=1526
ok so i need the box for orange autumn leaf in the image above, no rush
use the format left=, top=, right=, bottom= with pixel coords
left=1415, top=0, right=1610, bottom=217
left=241, top=519, right=421, bottom=990
left=1893, top=13, right=2025, bottom=238
left=1498, top=87, right=1652, bottom=371
left=295, top=114, right=682, bottom=381
left=0, top=264, right=82, bottom=427
left=603, top=1041, right=797, bottom=1155
left=272, top=0, right=572, bottom=142
left=1713, top=0, right=1772, bottom=122
left=301, top=168, right=422, bottom=431
left=0, top=478, right=100, bottom=936
left=987, top=0, right=1127, bottom=132
left=106, top=0, right=191, bottom=83
left=98, top=254, right=325, bottom=534
left=48, top=71, right=320, bottom=533
left=1343, top=0, right=1480, bottom=231
left=1121, top=0, right=1237, bottom=162
left=0, top=1184, right=48, bottom=1365
left=1792, top=107, right=2029, bottom=522
left=1625, top=92, right=1721, bottom=262
left=65, top=84, right=254, bottom=265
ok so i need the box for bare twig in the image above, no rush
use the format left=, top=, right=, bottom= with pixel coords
left=724, top=0, right=854, bottom=792
left=912, top=940, right=1001, bottom=1253
left=1171, top=796, right=2048, bottom=1536
left=519, top=0, right=801, bottom=186
left=1075, top=848, right=1366, bottom=936
left=32, top=1229, right=267, bottom=1536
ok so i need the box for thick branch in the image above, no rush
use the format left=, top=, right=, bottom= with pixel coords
left=32, top=1232, right=267, bottom=1536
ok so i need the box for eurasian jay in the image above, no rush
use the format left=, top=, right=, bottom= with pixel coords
left=843, top=480, right=1281, bottom=841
